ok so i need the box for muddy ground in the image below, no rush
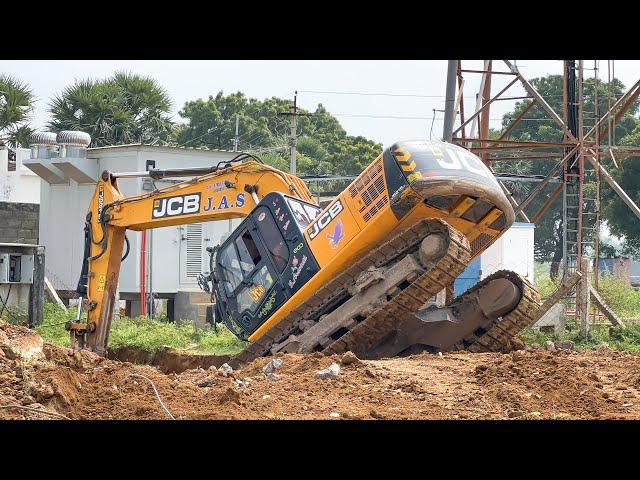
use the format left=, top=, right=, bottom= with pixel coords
left=2, top=321, right=640, bottom=420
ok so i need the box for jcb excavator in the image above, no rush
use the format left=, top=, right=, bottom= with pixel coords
left=70, top=140, right=541, bottom=367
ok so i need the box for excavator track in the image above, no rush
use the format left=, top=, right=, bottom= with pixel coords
left=322, top=227, right=470, bottom=357
left=460, top=270, right=541, bottom=353
left=230, top=219, right=541, bottom=368
left=230, top=218, right=469, bottom=368
left=323, top=256, right=541, bottom=358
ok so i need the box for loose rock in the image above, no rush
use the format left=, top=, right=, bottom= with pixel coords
left=218, top=387, right=242, bottom=405
left=262, top=358, right=283, bottom=374
left=555, top=340, right=575, bottom=351
left=340, top=351, right=361, bottom=366
left=544, top=341, right=556, bottom=352
left=197, top=377, right=216, bottom=388
left=218, top=363, right=233, bottom=377
left=370, top=409, right=385, bottom=419
left=0, top=327, right=44, bottom=361
left=364, top=368, right=377, bottom=379
left=315, top=362, right=341, bottom=380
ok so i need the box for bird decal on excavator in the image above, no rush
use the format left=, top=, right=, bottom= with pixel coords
left=326, top=220, right=344, bottom=248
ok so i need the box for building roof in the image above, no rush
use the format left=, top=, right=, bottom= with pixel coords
left=87, top=143, right=243, bottom=155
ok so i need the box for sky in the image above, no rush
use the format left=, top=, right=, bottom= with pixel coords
left=2, top=60, right=640, bottom=149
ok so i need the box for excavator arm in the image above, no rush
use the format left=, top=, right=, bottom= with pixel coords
left=68, top=155, right=314, bottom=354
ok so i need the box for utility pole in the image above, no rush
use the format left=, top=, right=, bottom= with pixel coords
left=442, top=60, right=459, bottom=142
left=290, top=97, right=297, bottom=174
left=278, top=91, right=312, bottom=174
left=233, top=114, right=239, bottom=152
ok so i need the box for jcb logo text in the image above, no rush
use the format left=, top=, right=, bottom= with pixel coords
left=309, top=200, right=343, bottom=240
left=152, top=193, right=201, bottom=218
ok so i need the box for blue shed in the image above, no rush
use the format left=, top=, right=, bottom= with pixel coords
left=454, top=257, right=481, bottom=296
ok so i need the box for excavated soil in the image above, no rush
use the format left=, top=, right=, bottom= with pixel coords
left=107, top=347, right=232, bottom=374
left=2, top=321, right=640, bottom=420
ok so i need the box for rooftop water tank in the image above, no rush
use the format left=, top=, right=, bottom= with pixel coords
left=57, top=130, right=91, bottom=159
left=29, top=132, right=59, bottom=159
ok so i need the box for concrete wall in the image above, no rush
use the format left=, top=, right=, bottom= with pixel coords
left=0, top=283, right=31, bottom=320
left=0, top=202, right=39, bottom=245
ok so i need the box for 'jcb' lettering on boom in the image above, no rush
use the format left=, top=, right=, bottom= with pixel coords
left=309, top=200, right=343, bottom=240
left=152, top=193, right=201, bottom=218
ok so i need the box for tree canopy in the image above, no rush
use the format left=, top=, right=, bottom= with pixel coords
left=48, top=72, right=174, bottom=147
left=603, top=123, right=640, bottom=254
left=0, top=74, right=34, bottom=148
left=176, top=92, right=382, bottom=176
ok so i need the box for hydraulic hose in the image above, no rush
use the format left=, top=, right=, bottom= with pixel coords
left=121, top=235, right=130, bottom=262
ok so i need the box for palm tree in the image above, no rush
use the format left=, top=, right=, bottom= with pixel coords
left=0, top=74, right=34, bottom=148
left=48, top=72, right=174, bottom=147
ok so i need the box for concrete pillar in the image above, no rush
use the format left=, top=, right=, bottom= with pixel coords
left=174, top=290, right=211, bottom=328
left=0, top=145, right=8, bottom=173
left=28, top=246, right=45, bottom=327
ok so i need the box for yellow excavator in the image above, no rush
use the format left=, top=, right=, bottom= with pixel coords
left=69, top=140, right=540, bottom=367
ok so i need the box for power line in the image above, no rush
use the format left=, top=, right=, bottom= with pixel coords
left=332, top=113, right=433, bottom=120
left=299, top=89, right=566, bottom=99
left=330, top=113, right=581, bottom=122
left=299, top=90, right=449, bottom=98
left=177, top=129, right=212, bottom=147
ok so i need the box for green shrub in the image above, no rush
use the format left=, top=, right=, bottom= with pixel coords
left=518, top=324, right=640, bottom=353
left=596, top=273, right=640, bottom=320
left=107, top=316, right=245, bottom=355
left=36, top=302, right=76, bottom=347
left=36, top=301, right=246, bottom=355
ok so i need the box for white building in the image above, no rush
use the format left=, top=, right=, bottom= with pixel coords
left=25, top=139, right=242, bottom=320
left=0, top=146, right=40, bottom=204
left=481, top=222, right=535, bottom=284
left=454, top=222, right=535, bottom=296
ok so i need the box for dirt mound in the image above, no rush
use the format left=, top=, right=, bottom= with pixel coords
left=107, top=347, right=232, bottom=374
left=2, top=321, right=640, bottom=420
left=475, top=350, right=610, bottom=419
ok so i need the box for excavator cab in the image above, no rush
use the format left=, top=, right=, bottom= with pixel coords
left=211, top=192, right=322, bottom=339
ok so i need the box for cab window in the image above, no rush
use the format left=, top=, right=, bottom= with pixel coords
left=236, top=265, right=274, bottom=312
left=287, top=198, right=321, bottom=228
left=255, top=207, right=289, bottom=272
left=235, top=229, right=262, bottom=274
left=218, top=243, right=242, bottom=294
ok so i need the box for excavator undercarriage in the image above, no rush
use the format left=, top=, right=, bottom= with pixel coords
left=229, top=218, right=541, bottom=369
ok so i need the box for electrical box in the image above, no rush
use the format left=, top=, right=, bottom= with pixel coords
left=0, top=253, right=34, bottom=284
